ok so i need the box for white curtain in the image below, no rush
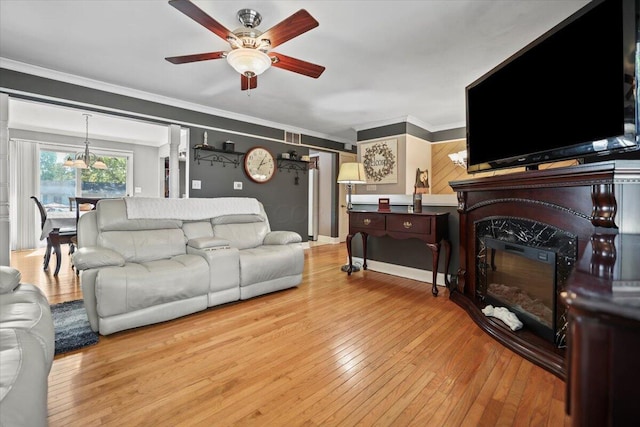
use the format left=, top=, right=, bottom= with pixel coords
left=9, top=139, right=39, bottom=250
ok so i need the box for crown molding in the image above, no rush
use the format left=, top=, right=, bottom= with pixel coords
left=0, top=58, right=351, bottom=144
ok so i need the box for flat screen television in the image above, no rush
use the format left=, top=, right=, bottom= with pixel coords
left=465, top=0, right=638, bottom=173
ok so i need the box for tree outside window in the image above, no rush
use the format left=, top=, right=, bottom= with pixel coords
left=40, top=149, right=128, bottom=211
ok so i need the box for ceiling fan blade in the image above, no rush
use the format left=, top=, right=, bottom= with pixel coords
left=259, top=9, right=319, bottom=49
left=165, top=51, right=226, bottom=64
left=270, top=52, right=325, bottom=78
left=169, top=0, right=233, bottom=42
left=241, top=74, right=258, bottom=91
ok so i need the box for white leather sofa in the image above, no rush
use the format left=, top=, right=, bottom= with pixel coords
left=72, top=197, right=304, bottom=335
left=0, top=266, right=55, bottom=427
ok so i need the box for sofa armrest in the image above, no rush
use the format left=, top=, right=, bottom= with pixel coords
left=72, top=246, right=126, bottom=270
left=263, top=231, right=302, bottom=245
left=187, top=237, right=231, bottom=250
left=0, top=266, right=21, bottom=293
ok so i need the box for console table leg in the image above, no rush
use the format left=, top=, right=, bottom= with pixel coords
left=426, top=242, right=441, bottom=296
left=361, top=233, right=368, bottom=270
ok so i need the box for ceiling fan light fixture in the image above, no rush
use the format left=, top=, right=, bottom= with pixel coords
left=226, top=48, right=272, bottom=76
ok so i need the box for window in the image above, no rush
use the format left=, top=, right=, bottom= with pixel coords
left=39, top=147, right=131, bottom=211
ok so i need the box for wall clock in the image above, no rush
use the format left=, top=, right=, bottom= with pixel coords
left=244, top=146, right=276, bottom=183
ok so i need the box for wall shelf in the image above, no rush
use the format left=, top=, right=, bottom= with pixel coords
left=193, top=146, right=244, bottom=167
left=277, top=158, right=309, bottom=173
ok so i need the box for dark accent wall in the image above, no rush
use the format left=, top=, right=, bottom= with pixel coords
left=189, top=128, right=310, bottom=238
left=1, top=67, right=355, bottom=240
left=357, top=120, right=465, bottom=142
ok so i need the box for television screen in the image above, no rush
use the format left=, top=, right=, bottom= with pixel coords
left=466, top=0, right=638, bottom=173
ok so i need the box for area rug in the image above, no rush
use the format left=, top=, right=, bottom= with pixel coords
left=51, top=300, right=99, bottom=355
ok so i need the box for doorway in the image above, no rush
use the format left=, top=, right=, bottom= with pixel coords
left=338, top=152, right=357, bottom=242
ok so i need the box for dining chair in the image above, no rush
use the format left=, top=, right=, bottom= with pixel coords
left=74, top=197, right=102, bottom=225
left=30, top=196, right=77, bottom=276
left=71, top=197, right=105, bottom=275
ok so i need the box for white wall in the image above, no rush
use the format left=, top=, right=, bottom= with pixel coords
left=405, top=134, right=432, bottom=194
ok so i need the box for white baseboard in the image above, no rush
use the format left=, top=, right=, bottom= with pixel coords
left=317, top=235, right=341, bottom=245
left=347, top=256, right=448, bottom=287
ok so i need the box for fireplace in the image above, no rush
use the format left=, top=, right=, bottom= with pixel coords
left=475, top=218, right=576, bottom=347
left=450, top=161, right=640, bottom=378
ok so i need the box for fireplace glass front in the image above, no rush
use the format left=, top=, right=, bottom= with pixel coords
left=483, top=237, right=557, bottom=343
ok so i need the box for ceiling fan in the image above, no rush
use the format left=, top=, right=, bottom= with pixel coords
left=165, top=0, right=326, bottom=91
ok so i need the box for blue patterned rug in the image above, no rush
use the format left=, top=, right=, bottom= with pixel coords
left=51, top=300, right=99, bottom=355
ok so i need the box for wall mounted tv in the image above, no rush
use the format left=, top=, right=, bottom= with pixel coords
left=465, top=0, right=638, bottom=173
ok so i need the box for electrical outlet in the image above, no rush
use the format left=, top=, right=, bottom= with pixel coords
left=192, top=180, right=201, bottom=190
left=366, top=185, right=377, bottom=191
left=134, top=187, right=142, bottom=194
left=234, top=181, right=243, bottom=190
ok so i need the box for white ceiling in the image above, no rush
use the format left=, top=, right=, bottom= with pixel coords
left=0, top=0, right=590, bottom=143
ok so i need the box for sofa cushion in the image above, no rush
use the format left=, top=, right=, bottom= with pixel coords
left=0, top=266, right=21, bottom=293
left=95, top=255, right=210, bottom=317
left=239, top=244, right=304, bottom=286
left=97, top=198, right=182, bottom=232
left=182, top=221, right=214, bottom=240
left=213, top=222, right=269, bottom=250
left=98, top=229, right=186, bottom=263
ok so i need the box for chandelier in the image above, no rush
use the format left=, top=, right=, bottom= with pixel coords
left=63, top=114, right=107, bottom=169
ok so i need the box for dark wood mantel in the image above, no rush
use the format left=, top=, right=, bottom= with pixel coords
left=449, top=160, right=640, bottom=379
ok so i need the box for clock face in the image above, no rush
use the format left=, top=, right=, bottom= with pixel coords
left=244, top=147, right=276, bottom=183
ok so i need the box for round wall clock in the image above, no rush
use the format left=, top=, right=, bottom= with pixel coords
left=244, top=146, right=276, bottom=183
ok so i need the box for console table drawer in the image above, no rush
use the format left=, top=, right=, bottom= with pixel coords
left=350, top=212, right=385, bottom=230
left=387, top=215, right=432, bottom=235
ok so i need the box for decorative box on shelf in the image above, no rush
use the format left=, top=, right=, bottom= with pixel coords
left=378, top=198, right=391, bottom=212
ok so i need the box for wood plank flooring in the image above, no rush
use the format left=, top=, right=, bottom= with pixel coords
left=10, top=244, right=571, bottom=426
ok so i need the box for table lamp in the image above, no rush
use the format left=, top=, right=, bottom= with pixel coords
left=337, top=162, right=366, bottom=210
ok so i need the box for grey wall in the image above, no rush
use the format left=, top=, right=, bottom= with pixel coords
left=188, top=128, right=309, bottom=239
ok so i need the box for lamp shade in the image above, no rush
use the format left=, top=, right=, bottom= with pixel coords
left=226, top=48, right=272, bottom=76
left=337, top=162, right=367, bottom=184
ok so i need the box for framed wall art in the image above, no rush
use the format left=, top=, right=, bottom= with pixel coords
left=361, top=139, right=397, bottom=184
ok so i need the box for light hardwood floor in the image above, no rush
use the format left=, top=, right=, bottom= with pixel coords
left=11, top=244, right=571, bottom=426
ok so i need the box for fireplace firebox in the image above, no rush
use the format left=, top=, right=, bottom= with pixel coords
left=481, top=238, right=557, bottom=343
left=475, top=217, right=577, bottom=348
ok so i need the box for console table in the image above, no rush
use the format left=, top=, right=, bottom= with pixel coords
left=346, top=210, right=451, bottom=296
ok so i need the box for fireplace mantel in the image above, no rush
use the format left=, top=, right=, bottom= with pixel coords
left=449, top=160, right=640, bottom=379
